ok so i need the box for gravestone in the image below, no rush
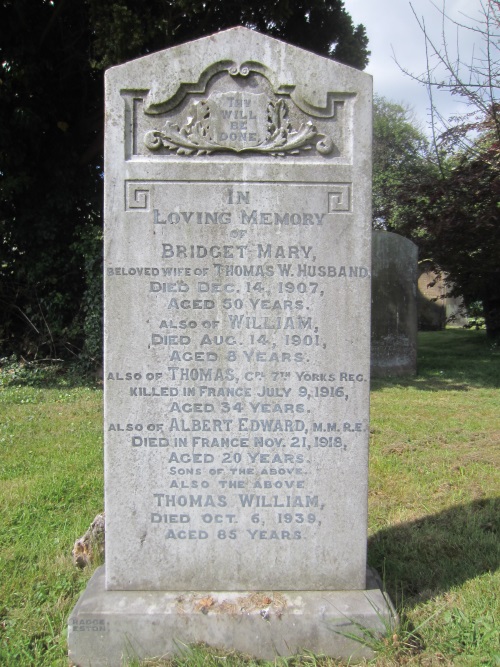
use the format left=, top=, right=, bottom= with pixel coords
left=68, top=28, right=395, bottom=666
left=371, top=231, right=418, bottom=377
left=418, top=262, right=468, bottom=330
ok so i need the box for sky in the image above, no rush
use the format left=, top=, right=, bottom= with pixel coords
left=346, top=0, right=486, bottom=133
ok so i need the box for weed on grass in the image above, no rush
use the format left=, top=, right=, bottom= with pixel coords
left=1, top=332, right=499, bottom=666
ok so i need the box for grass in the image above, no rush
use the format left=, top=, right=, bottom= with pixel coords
left=367, top=330, right=500, bottom=666
left=0, top=360, right=103, bottom=665
left=0, top=329, right=499, bottom=666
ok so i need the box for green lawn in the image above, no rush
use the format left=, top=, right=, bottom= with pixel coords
left=0, top=330, right=499, bottom=666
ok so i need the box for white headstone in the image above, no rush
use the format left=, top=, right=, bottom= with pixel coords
left=68, top=28, right=395, bottom=665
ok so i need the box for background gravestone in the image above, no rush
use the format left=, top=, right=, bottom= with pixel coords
left=371, top=231, right=418, bottom=377
left=68, top=28, right=395, bottom=665
left=418, top=261, right=468, bottom=330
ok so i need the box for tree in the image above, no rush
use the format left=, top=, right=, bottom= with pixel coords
left=372, top=96, right=434, bottom=229
left=0, top=0, right=369, bottom=362
left=395, top=0, right=500, bottom=338
left=0, top=2, right=103, bottom=359
left=88, top=0, right=370, bottom=70
left=393, top=136, right=500, bottom=338
left=403, top=0, right=499, bottom=157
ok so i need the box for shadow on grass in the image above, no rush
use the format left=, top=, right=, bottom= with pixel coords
left=371, top=330, right=500, bottom=391
left=368, top=497, right=500, bottom=608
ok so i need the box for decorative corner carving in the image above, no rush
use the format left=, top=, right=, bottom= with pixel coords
left=125, top=182, right=151, bottom=211
left=328, top=185, right=351, bottom=212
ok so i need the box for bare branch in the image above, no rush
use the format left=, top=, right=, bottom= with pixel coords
left=397, top=0, right=500, bottom=153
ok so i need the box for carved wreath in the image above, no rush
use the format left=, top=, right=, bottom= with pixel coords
left=144, top=99, right=333, bottom=157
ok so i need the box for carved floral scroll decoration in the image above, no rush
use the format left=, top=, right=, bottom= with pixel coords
left=144, top=97, right=334, bottom=157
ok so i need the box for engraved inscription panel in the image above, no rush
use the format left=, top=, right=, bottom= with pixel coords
left=209, top=91, right=268, bottom=148
left=105, top=180, right=370, bottom=591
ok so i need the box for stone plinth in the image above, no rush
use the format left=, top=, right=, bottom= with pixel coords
left=69, top=567, right=395, bottom=666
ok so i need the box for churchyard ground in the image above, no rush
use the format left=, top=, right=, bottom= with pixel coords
left=0, top=329, right=498, bottom=666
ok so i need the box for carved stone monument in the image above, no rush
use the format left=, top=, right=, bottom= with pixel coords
left=68, top=28, right=395, bottom=666
left=371, top=231, right=418, bottom=377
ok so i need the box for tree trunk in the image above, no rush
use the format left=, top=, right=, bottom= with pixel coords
left=483, top=294, right=500, bottom=340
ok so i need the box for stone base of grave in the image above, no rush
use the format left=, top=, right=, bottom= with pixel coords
left=68, top=566, right=397, bottom=666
